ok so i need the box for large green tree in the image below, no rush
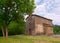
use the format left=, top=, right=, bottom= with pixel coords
left=0, top=0, right=35, bottom=38
left=0, top=0, right=6, bottom=37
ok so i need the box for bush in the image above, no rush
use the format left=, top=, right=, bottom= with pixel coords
left=53, top=25, right=60, bottom=34
left=8, top=21, right=26, bottom=35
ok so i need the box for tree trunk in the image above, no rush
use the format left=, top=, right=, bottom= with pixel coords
left=1, top=25, right=5, bottom=37
left=6, top=25, right=8, bottom=38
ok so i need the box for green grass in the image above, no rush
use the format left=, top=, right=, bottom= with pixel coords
left=0, top=35, right=60, bottom=43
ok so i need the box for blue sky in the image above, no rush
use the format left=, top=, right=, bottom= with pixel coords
left=33, top=0, right=60, bottom=25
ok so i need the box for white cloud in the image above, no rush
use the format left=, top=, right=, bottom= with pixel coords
left=34, top=3, right=46, bottom=16
left=55, top=0, right=60, bottom=4
left=34, top=0, right=60, bottom=25
left=44, top=13, right=60, bottom=25
left=52, top=7, right=60, bottom=15
left=34, top=0, right=40, bottom=5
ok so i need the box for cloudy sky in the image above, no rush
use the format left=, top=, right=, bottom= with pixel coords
left=33, top=0, right=60, bottom=25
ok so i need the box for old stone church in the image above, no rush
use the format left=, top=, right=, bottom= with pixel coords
left=25, top=14, right=53, bottom=35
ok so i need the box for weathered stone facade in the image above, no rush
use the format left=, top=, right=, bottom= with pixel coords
left=25, top=15, right=53, bottom=35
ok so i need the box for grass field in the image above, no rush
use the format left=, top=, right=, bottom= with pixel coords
left=0, top=35, right=60, bottom=43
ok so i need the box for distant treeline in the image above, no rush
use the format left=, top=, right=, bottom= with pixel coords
left=53, top=25, right=60, bottom=34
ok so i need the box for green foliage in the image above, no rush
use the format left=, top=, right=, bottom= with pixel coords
left=19, top=21, right=26, bottom=34
left=8, top=21, right=26, bottom=35
left=0, top=20, right=26, bottom=36
left=53, top=25, right=60, bottom=34
left=25, top=0, right=35, bottom=14
left=0, top=0, right=35, bottom=26
left=0, top=0, right=35, bottom=36
left=8, top=21, right=19, bottom=35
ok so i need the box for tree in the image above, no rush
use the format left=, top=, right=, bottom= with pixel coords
left=0, top=0, right=35, bottom=38
left=25, top=0, right=35, bottom=33
left=4, top=0, right=26, bottom=38
left=0, top=0, right=6, bottom=37
left=53, top=25, right=60, bottom=34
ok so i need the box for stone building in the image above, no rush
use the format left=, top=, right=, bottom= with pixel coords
left=25, top=15, right=53, bottom=35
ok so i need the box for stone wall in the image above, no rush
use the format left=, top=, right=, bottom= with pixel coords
left=25, top=15, right=53, bottom=35
left=25, top=16, right=35, bottom=35
left=34, top=16, right=53, bottom=35
left=34, top=16, right=53, bottom=26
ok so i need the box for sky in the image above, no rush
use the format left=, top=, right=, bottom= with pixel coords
left=33, top=0, right=60, bottom=25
